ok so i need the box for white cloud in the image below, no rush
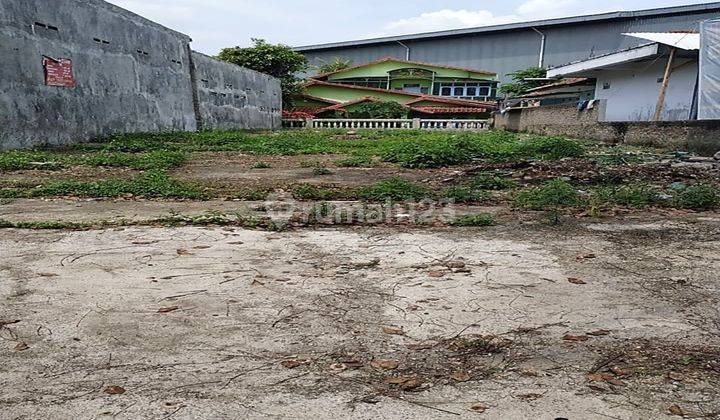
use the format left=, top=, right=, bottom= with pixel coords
left=368, top=0, right=612, bottom=37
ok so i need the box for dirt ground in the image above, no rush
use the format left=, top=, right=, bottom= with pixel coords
left=2, top=211, right=720, bottom=419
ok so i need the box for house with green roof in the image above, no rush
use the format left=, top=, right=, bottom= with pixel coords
left=291, top=58, right=499, bottom=118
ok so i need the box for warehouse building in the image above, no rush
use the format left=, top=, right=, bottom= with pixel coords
left=294, top=3, right=720, bottom=83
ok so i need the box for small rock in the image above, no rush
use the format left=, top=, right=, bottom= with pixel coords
left=470, top=403, right=488, bottom=413
left=656, top=193, right=674, bottom=201
left=104, top=385, right=126, bottom=395
left=400, top=378, right=423, bottom=391
left=382, top=326, right=405, bottom=336
left=669, top=182, right=687, bottom=191
left=370, top=360, right=399, bottom=370
left=714, top=151, right=720, bottom=161
left=668, top=404, right=684, bottom=416
left=446, top=260, right=466, bottom=269
left=450, top=371, right=472, bottom=382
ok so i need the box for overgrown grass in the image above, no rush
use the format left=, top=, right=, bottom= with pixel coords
left=441, top=186, right=491, bottom=203
left=335, top=155, right=375, bottom=167
left=591, top=184, right=658, bottom=208
left=357, top=178, right=431, bottom=202
left=2, top=130, right=586, bottom=173
left=382, top=133, right=584, bottom=168
left=1, top=170, right=207, bottom=199
left=674, top=184, right=720, bottom=210
left=0, top=150, right=187, bottom=171
left=514, top=179, right=583, bottom=210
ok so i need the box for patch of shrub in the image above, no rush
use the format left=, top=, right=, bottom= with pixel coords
left=519, top=136, right=585, bottom=159
left=335, top=156, right=374, bottom=168
left=381, top=136, right=479, bottom=169
left=514, top=179, right=583, bottom=210
left=312, top=166, right=333, bottom=176
left=291, top=183, right=343, bottom=200
left=452, top=213, right=495, bottom=227
left=674, top=184, right=720, bottom=210
left=24, top=170, right=207, bottom=199
left=357, top=178, right=431, bottom=202
left=441, top=186, right=491, bottom=203
left=347, top=101, right=409, bottom=119
left=0, top=151, right=65, bottom=171
left=592, top=184, right=658, bottom=208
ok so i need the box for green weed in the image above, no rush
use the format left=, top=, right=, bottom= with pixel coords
left=335, top=156, right=374, bottom=167
left=674, top=184, right=720, bottom=210
left=452, top=213, right=495, bottom=227
left=250, top=161, right=272, bottom=169
left=357, top=178, right=431, bottom=202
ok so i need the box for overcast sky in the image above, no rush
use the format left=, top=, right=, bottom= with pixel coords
left=106, top=0, right=713, bottom=54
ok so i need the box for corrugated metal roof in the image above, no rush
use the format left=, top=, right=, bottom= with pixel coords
left=295, top=2, right=720, bottom=51
left=623, top=32, right=701, bottom=50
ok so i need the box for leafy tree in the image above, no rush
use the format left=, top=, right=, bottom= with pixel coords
left=498, top=67, right=548, bottom=98
left=217, top=39, right=308, bottom=107
left=348, top=101, right=409, bottom=119
left=317, top=57, right=354, bottom=74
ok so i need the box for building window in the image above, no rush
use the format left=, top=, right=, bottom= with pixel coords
left=437, top=82, right=495, bottom=100
left=335, top=78, right=387, bottom=89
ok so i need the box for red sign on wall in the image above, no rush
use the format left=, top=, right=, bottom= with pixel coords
left=43, top=57, right=75, bottom=88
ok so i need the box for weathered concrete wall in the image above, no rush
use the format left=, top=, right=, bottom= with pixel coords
left=192, top=52, right=282, bottom=130
left=494, top=103, right=720, bottom=156
left=0, top=0, right=197, bottom=149
left=0, top=0, right=281, bottom=150
left=593, top=58, right=698, bottom=122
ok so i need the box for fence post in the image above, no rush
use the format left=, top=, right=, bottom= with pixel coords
left=304, top=118, right=314, bottom=129
left=412, top=118, right=421, bottom=129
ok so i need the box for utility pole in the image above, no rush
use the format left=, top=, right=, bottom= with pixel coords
left=653, top=47, right=677, bottom=122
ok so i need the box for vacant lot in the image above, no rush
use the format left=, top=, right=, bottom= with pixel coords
left=1, top=129, right=720, bottom=419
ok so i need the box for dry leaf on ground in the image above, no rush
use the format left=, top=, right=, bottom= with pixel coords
left=158, top=306, right=179, bottom=313
left=382, top=326, right=405, bottom=336
left=104, top=385, right=126, bottom=395
left=370, top=360, right=399, bottom=370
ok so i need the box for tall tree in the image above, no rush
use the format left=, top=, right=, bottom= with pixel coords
left=498, top=67, right=548, bottom=98
left=218, top=39, right=308, bottom=107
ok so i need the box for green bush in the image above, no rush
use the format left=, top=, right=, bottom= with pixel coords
left=23, top=170, right=206, bottom=199
left=592, top=184, right=658, bottom=208
left=519, top=136, right=585, bottom=159
left=674, top=184, right=720, bottom=210
left=382, top=136, right=480, bottom=169
left=347, top=101, right=409, bottom=119
left=514, top=179, right=583, bottom=210
left=452, top=213, right=495, bottom=227
left=335, top=156, right=374, bottom=167
left=357, top=178, right=431, bottom=201
left=0, top=151, right=64, bottom=171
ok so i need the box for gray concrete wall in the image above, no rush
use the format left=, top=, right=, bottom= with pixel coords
left=0, top=0, right=281, bottom=150
left=593, top=59, right=698, bottom=122
left=192, top=52, right=282, bottom=130
left=494, top=102, right=720, bottom=155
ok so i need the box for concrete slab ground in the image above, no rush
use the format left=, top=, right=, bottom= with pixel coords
left=2, top=213, right=720, bottom=419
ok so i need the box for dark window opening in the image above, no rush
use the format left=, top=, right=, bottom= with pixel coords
left=34, top=22, right=59, bottom=32
left=603, top=82, right=611, bottom=90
